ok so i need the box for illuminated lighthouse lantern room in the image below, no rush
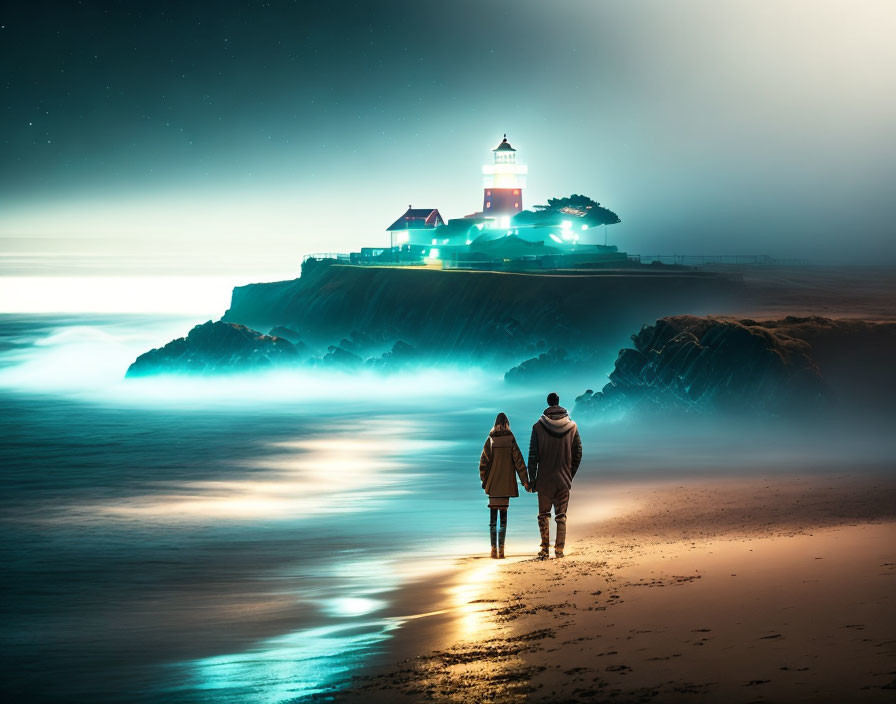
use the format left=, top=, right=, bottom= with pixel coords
left=482, top=134, right=528, bottom=226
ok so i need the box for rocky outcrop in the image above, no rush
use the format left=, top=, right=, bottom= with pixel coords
left=574, top=316, right=833, bottom=417
left=126, top=321, right=299, bottom=377
left=319, top=345, right=363, bottom=368
left=365, top=340, right=419, bottom=370
left=504, top=348, right=576, bottom=384
left=268, top=326, right=304, bottom=347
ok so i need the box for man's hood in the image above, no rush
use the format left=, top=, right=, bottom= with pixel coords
left=538, top=405, right=577, bottom=437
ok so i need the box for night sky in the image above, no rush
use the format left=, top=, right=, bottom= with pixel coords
left=2, top=0, right=894, bottom=267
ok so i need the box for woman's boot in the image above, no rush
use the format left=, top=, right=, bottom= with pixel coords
left=489, top=509, right=498, bottom=558
left=497, top=509, right=507, bottom=558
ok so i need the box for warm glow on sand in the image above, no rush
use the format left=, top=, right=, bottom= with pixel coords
left=449, top=558, right=505, bottom=641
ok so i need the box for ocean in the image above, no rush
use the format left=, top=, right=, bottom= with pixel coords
left=0, top=311, right=568, bottom=702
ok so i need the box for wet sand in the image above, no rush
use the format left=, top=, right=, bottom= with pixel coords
left=331, top=473, right=896, bottom=702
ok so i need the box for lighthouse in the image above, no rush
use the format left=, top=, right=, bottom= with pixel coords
left=482, top=134, right=528, bottom=220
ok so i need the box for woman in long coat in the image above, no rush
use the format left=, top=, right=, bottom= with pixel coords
left=479, top=412, right=529, bottom=558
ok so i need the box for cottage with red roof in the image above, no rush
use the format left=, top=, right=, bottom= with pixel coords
left=386, top=206, right=445, bottom=247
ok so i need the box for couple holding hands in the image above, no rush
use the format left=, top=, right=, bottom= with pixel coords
left=478, top=392, right=583, bottom=560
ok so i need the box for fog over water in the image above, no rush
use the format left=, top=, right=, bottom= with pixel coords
left=1, top=311, right=892, bottom=702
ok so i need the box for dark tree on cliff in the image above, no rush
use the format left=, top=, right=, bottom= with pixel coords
left=513, top=194, right=621, bottom=228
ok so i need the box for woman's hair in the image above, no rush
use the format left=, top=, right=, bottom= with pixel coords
left=493, top=412, right=510, bottom=431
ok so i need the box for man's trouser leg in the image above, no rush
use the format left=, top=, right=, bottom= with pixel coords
left=553, top=490, right=570, bottom=552
left=537, top=492, right=552, bottom=553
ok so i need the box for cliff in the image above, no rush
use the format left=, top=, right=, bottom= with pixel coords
left=221, top=260, right=742, bottom=363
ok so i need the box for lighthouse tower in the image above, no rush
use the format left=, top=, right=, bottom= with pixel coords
left=482, top=134, right=528, bottom=219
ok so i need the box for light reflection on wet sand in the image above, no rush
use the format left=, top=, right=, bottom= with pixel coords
left=449, top=558, right=504, bottom=642
left=177, top=621, right=400, bottom=703
left=169, top=550, right=498, bottom=701
left=178, top=550, right=519, bottom=702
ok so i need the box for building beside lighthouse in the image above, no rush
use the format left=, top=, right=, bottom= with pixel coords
left=386, top=206, right=445, bottom=248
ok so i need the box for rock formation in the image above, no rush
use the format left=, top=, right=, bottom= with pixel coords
left=319, top=345, right=363, bottom=368
left=365, top=340, right=418, bottom=370
left=504, top=348, right=575, bottom=384
left=126, top=321, right=299, bottom=377
left=574, top=316, right=831, bottom=417
left=268, top=326, right=304, bottom=347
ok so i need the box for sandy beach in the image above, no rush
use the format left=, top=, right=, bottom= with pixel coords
left=332, top=472, right=896, bottom=703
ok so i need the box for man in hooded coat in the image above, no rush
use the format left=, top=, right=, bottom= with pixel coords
left=528, top=392, right=583, bottom=558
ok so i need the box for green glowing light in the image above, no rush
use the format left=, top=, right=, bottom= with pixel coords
left=178, top=621, right=398, bottom=703
left=327, top=596, right=386, bottom=617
